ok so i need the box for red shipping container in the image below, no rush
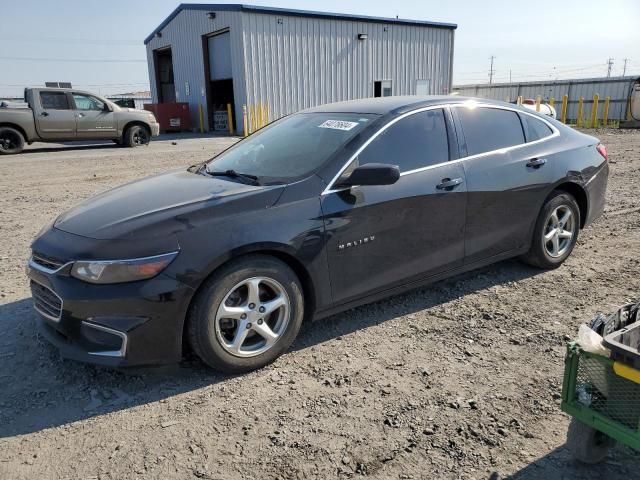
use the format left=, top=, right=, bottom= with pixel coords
left=144, top=103, right=191, bottom=133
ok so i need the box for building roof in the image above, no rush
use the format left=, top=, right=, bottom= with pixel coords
left=144, top=3, right=457, bottom=45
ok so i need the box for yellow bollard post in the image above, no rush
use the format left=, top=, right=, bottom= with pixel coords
left=603, top=96, right=610, bottom=126
left=590, top=94, right=599, bottom=129
left=577, top=97, right=584, bottom=127
left=549, top=97, right=555, bottom=108
left=226, top=103, right=234, bottom=135
left=561, top=95, right=568, bottom=124
left=535, top=95, right=541, bottom=112
left=516, top=96, right=521, bottom=105
left=198, top=104, right=204, bottom=133
left=242, top=105, right=248, bottom=137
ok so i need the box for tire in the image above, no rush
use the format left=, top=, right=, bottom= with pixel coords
left=565, top=418, right=615, bottom=464
left=0, top=127, right=25, bottom=155
left=521, top=190, right=580, bottom=269
left=123, top=125, right=150, bottom=147
left=186, top=255, right=304, bottom=373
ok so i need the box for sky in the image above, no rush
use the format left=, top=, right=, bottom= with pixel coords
left=1, top=0, right=639, bottom=97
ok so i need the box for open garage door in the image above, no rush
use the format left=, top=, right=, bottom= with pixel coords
left=154, top=47, right=176, bottom=103
left=204, top=30, right=235, bottom=132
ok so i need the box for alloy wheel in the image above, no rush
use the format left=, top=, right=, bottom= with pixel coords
left=133, top=129, right=149, bottom=145
left=543, top=205, right=575, bottom=258
left=214, top=276, right=290, bottom=358
left=0, top=131, right=19, bottom=152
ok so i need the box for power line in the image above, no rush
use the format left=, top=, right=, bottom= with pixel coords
left=0, top=36, right=142, bottom=46
left=0, top=56, right=146, bottom=63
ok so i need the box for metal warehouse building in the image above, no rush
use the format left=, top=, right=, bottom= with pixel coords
left=144, top=3, right=456, bottom=134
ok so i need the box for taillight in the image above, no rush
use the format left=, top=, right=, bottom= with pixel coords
left=596, top=143, right=608, bottom=162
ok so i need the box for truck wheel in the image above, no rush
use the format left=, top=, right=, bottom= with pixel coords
left=0, top=127, right=25, bottom=155
left=565, top=418, right=615, bottom=464
left=123, top=125, right=150, bottom=147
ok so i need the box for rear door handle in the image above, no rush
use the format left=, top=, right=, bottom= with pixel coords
left=77, top=113, right=85, bottom=118
left=526, top=158, right=547, bottom=168
left=436, top=177, right=464, bottom=190
left=40, top=112, right=49, bottom=117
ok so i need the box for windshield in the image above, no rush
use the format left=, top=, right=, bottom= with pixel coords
left=205, top=112, right=377, bottom=182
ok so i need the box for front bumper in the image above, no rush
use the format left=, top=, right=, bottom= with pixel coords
left=150, top=121, right=160, bottom=137
left=27, top=257, right=194, bottom=368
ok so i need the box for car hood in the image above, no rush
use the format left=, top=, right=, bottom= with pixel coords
left=54, top=169, right=284, bottom=240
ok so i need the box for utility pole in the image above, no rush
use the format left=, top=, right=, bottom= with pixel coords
left=606, top=58, right=614, bottom=78
left=489, top=55, right=495, bottom=85
left=623, top=58, right=629, bottom=76
left=509, top=69, right=512, bottom=83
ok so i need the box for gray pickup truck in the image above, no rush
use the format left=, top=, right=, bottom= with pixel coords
left=0, top=88, right=160, bottom=154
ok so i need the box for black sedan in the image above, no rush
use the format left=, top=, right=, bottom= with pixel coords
left=27, top=96, right=609, bottom=372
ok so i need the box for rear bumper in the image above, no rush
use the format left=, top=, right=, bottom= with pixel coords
left=584, top=161, right=609, bottom=227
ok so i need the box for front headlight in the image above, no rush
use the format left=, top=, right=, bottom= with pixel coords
left=70, top=252, right=178, bottom=284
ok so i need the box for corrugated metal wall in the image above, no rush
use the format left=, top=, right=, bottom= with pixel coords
left=241, top=12, right=454, bottom=120
left=146, top=9, right=247, bottom=131
left=452, top=76, right=638, bottom=121
left=145, top=8, right=454, bottom=133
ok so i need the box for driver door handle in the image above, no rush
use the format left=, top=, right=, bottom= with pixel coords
left=77, top=113, right=85, bottom=118
left=526, top=157, right=547, bottom=168
left=40, top=112, right=49, bottom=117
left=436, top=177, right=464, bottom=190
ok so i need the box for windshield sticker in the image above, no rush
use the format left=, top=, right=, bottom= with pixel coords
left=318, top=120, right=360, bottom=131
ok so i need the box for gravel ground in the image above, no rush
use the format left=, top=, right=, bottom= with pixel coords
left=0, top=131, right=639, bottom=480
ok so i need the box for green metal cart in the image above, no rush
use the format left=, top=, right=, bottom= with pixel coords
left=561, top=342, right=640, bottom=463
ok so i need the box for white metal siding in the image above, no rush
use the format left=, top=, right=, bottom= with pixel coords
left=241, top=12, right=454, bottom=120
left=146, top=10, right=247, bottom=131
left=452, top=76, right=637, bottom=121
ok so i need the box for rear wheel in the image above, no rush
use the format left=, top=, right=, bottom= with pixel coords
left=186, top=255, right=304, bottom=373
left=0, top=127, right=25, bottom=155
left=123, top=125, right=150, bottom=147
left=522, top=190, right=580, bottom=269
left=566, top=418, right=615, bottom=464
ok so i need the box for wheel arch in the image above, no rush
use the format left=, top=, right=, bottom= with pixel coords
left=0, top=123, right=28, bottom=142
left=551, top=181, right=588, bottom=228
left=181, top=244, right=317, bottom=355
left=121, top=120, right=151, bottom=139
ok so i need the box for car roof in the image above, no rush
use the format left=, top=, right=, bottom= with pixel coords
left=302, top=95, right=520, bottom=115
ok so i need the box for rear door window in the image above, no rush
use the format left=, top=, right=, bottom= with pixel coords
left=457, top=106, right=525, bottom=156
left=355, top=109, right=450, bottom=173
left=40, top=92, right=70, bottom=110
left=520, top=114, right=554, bottom=142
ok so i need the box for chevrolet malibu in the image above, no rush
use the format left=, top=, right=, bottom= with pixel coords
left=27, top=97, right=609, bottom=373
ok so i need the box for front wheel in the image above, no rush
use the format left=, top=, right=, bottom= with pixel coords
left=123, top=125, right=150, bottom=147
left=186, top=255, right=304, bottom=373
left=0, top=127, right=25, bottom=155
left=522, top=190, right=580, bottom=269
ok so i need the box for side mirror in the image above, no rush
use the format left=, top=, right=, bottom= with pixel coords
left=103, top=103, right=112, bottom=112
left=337, top=163, right=400, bottom=188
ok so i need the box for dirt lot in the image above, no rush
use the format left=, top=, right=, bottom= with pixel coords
left=1, top=131, right=639, bottom=479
